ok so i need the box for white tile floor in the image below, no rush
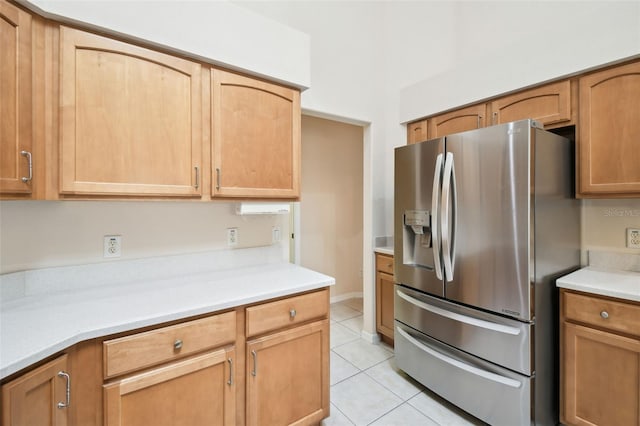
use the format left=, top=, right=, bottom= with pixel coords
left=323, top=298, right=485, bottom=426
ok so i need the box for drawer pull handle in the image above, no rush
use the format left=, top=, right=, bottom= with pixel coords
left=600, top=311, right=609, bottom=319
left=387, top=263, right=393, bottom=269
left=57, top=371, right=71, bottom=409
left=227, top=358, right=233, bottom=386
left=290, top=309, right=297, bottom=318
left=174, top=339, right=183, bottom=350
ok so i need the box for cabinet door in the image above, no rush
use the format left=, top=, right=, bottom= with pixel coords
left=246, top=320, right=329, bottom=426
left=212, top=69, right=301, bottom=199
left=0, top=0, right=33, bottom=195
left=428, top=103, right=486, bottom=138
left=407, top=119, right=428, bottom=144
left=489, top=80, right=573, bottom=127
left=2, top=354, right=70, bottom=426
left=104, top=348, right=235, bottom=426
left=561, top=322, right=640, bottom=426
left=59, top=26, right=202, bottom=197
left=578, top=61, right=640, bottom=196
left=376, top=270, right=395, bottom=343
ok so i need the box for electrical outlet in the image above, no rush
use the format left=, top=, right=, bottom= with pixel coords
left=104, top=235, right=122, bottom=258
left=227, top=228, right=238, bottom=247
left=626, top=228, right=640, bottom=248
left=272, top=226, right=281, bottom=243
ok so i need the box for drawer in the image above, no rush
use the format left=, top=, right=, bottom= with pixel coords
left=376, top=253, right=394, bottom=275
left=563, top=291, right=640, bottom=338
left=103, top=311, right=236, bottom=379
left=246, top=289, right=328, bottom=338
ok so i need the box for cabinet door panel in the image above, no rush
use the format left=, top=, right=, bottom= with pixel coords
left=0, top=0, right=33, bottom=195
left=59, top=27, right=202, bottom=196
left=407, top=119, right=428, bottom=144
left=428, top=104, right=486, bottom=138
left=579, top=61, right=640, bottom=196
left=562, top=322, right=640, bottom=426
left=104, top=348, right=235, bottom=426
left=376, top=270, right=395, bottom=342
left=212, top=69, right=300, bottom=199
left=246, top=320, right=329, bottom=426
left=490, top=80, right=572, bottom=126
left=2, top=355, right=69, bottom=426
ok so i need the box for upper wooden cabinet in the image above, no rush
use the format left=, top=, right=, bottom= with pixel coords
left=212, top=69, right=301, bottom=199
left=578, top=61, right=640, bottom=197
left=0, top=0, right=33, bottom=196
left=489, top=80, right=574, bottom=128
left=59, top=26, right=203, bottom=197
left=407, top=119, right=428, bottom=144
left=427, top=103, right=486, bottom=139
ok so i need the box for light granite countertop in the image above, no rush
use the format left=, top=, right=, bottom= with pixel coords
left=0, top=247, right=334, bottom=380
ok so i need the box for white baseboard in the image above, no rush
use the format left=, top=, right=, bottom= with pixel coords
left=329, top=291, right=363, bottom=304
left=360, top=329, right=381, bottom=344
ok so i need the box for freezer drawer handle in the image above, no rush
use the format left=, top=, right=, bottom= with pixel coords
left=396, top=326, right=522, bottom=388
left=396, top=289, right=521, bottom=336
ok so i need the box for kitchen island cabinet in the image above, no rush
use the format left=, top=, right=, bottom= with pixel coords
left=0, top=0, right=34, bottom=197
left=560, top=289, right=640, bottom=426
left=212, top=69, right=301, bottom=199
left=578, top=60, right=640, bottom=197
left=1, top=355, right=70, bottom=426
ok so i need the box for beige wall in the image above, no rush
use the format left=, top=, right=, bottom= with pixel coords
left=582, top=198, right=640, bottom=262
left=0, top=200, right=288, bottom=274
left=300, top=116, right=363, bottom=300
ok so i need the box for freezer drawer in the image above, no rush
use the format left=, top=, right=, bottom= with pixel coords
left=395, top=285, right=532, bottom=375
left=395, top=322, right=532, bottom=426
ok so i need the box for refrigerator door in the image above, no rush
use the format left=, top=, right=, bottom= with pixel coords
left=444, top=120, right=534, bottom=321
left=394, top=139, right=445, bottom=297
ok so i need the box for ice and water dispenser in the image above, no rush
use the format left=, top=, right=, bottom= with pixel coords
left=402, top=209, right=434, bottom=270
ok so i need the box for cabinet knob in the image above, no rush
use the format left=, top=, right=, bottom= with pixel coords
left=290, top=309, right=297, bottom=318
left=174, top=339, right=183, bottom=350
left=600, top=311, right=609, bottom=319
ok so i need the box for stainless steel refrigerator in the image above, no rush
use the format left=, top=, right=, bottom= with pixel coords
left=393, top=119, right=580, bottom=425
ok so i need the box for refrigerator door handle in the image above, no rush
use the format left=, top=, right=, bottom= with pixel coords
left=441, top=152, right=457, bottom=282
left=396, top=326, right=522, bottom=388
left=431, top=153, right=444, bottom=280
left=396, top=289, right=521, bottom=335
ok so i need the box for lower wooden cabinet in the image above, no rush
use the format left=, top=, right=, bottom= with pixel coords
left=104, top=348, right=236, bottom=426
left=246, top=320, right=329, bottom=426
left=560, top=289, right=640, bottom=426
left=1, top=354, right=70, bottom=426
left=1, top=288, right=330, bottom=426
left=375, top=253, right=395, bottom=345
